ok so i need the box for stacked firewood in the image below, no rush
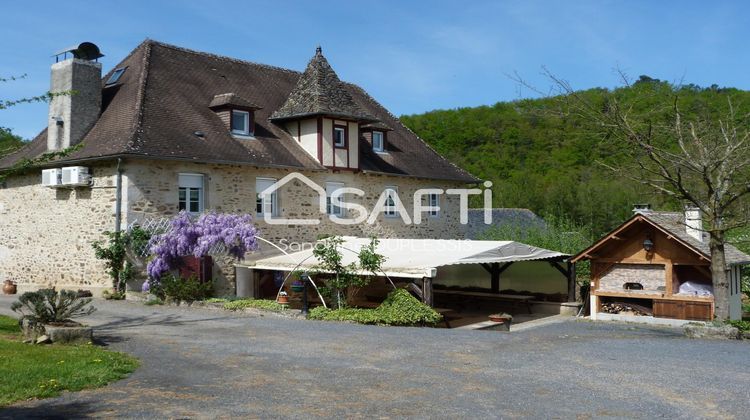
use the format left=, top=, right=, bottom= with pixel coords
left=601, top=302, right=651, bottom=316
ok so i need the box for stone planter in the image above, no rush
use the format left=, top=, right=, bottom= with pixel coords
left=488, top=314, right=512, bottom=331
left=20, top=318, right=93, bottom=345
left=684, top=324, right=741, bottom=340
left=44, top=324, right=93, bottom=345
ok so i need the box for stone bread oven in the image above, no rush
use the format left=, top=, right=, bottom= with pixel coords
left=571, top=207, right=750, bottom=321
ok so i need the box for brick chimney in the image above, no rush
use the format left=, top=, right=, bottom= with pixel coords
left=47, top=42, right=103, bottom=151
left=684, top=206, right=703, bottom=242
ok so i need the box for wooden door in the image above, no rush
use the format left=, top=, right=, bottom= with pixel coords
left=684, top=301, right=712, bottom=321
left=653, top=300, right=683, bottom=318
left=653, top=300, right=712, bottom=321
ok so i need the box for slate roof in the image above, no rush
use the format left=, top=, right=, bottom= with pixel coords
left=270, top=47, right=377, bottom=123
left=0, top=40, right=478, bottom=183
left=208, top=93, right=261, bottom=110
left=464, top=208, right=546, bottom=239
left=572, top=210, right=750, bottom=265
left=641, top=211, right=750, bottom=265
left=361, top=121, right=393, bottom=131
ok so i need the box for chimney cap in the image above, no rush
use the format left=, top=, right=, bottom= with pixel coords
left=632, top=203, right=652, bottom=214
left=53, top=42, right=104, bottom=61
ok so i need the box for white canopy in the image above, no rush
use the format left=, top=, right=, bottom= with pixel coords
left=240, top=236, right=568, bottom=279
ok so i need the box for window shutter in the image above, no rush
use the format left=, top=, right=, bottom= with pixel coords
left=179, top=174, right=204, bottom=189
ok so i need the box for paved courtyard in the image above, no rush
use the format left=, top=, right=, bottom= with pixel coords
left=1, top=295, right=748, bottom=418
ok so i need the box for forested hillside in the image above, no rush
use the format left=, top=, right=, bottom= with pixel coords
left=0, top=128, right=23, bottom=158
left=401, top=77, right=750, bottom=235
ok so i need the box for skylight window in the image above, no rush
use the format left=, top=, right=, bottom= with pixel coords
left=105, top=67, right=127, bottom=85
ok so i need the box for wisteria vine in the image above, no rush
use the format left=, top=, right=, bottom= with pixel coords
left=143, top=212, right=259, bottom=291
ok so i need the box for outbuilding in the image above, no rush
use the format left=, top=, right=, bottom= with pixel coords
left=571, top=207, right=749, bottom=321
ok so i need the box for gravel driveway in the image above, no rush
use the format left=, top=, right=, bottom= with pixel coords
left=1, top=295, right=748, bottom=419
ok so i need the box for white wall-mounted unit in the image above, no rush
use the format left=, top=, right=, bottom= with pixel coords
left=61, top=166, right=91, bottom=187
left=41, top=168, right=62, bottom=187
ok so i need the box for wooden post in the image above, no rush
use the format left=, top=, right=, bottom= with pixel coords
left=491, top=263, right=500, bottom=293
left=422, top=277, right=433, bottom=307
left=481, top=262, right=513, bottom=294
left=567, top=261, right=577, bottom=302
left=665, top=263, right=673, bottom=296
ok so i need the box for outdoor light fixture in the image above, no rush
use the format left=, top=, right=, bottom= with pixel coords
left=643, top=238, right=654, bottom=252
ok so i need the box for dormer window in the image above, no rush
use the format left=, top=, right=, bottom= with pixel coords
left=361, top=122, right=391, bottom=154
left=334, top=125, right=347, bottom=148
left=231, top=110, right=253, bottom=137
left=372, top=131, right=385, bottom=152
left=209, top=93, right=262, bottom=139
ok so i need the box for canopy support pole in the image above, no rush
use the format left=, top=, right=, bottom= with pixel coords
left=568, top=262, right=577, bottom=302
left=548, top=260, right=577, bottom=302
left=481, top=262, right=513, bottom=294
left=422, top=277, right=433, bottom=307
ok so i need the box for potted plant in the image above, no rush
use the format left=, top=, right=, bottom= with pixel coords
left=277, top=291, right=290, bottom=305
left=3, top=280, right=17, bottom=295
left=290, top=280, right=305, bottom=293
left=11, top=288, right=97, bottom=344
left=488, top=313, right=513, bottom=331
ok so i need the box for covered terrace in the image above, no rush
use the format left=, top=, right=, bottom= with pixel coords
left=236, top=237, right=576, bottom=327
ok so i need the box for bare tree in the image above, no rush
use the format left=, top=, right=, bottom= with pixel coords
left=516, top=70, right=750, bottom=319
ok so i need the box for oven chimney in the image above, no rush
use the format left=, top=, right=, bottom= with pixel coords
left=684, top=206, right=703, bottom=242
left=47, top=42, right=103, bottom=151
left=632, top=203, right=652, bottom=214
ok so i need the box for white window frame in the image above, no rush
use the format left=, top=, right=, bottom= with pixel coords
left=384, top=186, right=399, bottom=218
left=334, top=126, right=346, bottom=148
left=256, top=177, right=278, bottom=217
left=178, top=173, right=205, bottom=215
left=231, top=110, right=251, bottom=136
left=326, top=182, right=345, bottom=216
left=428, top=192, right=440, bottom=218
left=372, top=131, right=385, bottom=152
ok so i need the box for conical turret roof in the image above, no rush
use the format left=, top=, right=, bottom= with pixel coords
left=271, top=47, right=377, bottom=122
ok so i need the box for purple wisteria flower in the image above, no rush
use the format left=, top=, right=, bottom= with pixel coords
left=146, top=211, right=259, bottom=282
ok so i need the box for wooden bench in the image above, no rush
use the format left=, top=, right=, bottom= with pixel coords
left=433, top=290, right=535, bottom=314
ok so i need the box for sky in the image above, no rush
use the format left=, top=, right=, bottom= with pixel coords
left=2, top=0, right=749, bottom=139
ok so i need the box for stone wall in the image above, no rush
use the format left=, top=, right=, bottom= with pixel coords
left=125, top=160, right=467, bottom=241
left=599, top=263, right=665, bottom=292
left=124, top=160, right=470, bottom=294
left=0, top=158, right=475, bottom=296
left=0, top=163, right=118, bottom=295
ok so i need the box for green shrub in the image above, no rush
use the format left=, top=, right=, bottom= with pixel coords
left=157, top=275, right=213, bottom=304
left=308, top=306, right=381, bottom=323
left=206, top=297, right=229, bottom=303
left=223, top=299, right=284, bottom=312
left=308, top=289, right=442, bottom=326
left=143, top=298, right=164, bottom=306
left=11, top=289, right=96, bottom=324
left=727, top=320, right=750, bottom=332
left=102, top=290, right=126, bottom=300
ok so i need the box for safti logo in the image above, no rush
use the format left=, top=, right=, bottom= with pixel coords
left=258, top=172, right=493, bottom=226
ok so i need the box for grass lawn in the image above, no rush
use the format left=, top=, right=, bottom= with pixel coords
left=0, top=315, right=139, bottom=407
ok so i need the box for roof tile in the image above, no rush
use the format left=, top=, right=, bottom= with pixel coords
left=0, top=40, right=477, bottom=182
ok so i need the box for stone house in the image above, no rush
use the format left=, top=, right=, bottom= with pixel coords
left=571, top=206, right=749, bottom=321
left=0, top=41, right=478, bottom=295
